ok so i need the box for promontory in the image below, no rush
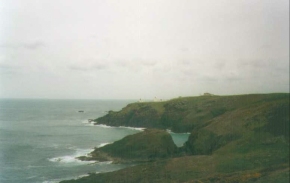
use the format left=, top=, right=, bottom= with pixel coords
left=61, top=93, right=289, bottom=183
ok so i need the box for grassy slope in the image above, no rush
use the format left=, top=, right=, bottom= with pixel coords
left=62, top=93, right=289, bottom=183
left=95, top=93, right=289, bottom=133
left=84, top=129, right=177, bottom=163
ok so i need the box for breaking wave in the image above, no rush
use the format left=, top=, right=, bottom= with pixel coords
left=48, top=148, right=95, bottom=164
left=94, top=124, right=145, bottom=131
left=97, top=142, right=111, bottom=147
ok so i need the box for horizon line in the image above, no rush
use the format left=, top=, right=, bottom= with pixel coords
left=0, top=92, right=289, bottom=101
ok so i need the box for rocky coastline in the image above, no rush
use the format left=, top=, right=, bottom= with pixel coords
left=61, top=93, right=289, bottom=183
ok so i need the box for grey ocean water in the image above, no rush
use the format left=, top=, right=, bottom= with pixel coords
left=0, top=99, right=189, bottom=183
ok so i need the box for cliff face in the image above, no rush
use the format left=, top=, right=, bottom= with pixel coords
left=63, top=93, right=289, bottom=183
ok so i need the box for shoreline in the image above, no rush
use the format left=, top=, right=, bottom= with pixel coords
left=60, top=93, right=289, bottom=183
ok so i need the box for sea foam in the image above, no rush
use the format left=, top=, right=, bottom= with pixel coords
left=82, top=120, right=97, bottom=126
left=48, top=148, right=95, bottom=164
left=42, top=181, right=60, bottom=183
left=119, top=126, right=145, bottom=131
left=94, top=124, right=114, bottom=128
left=97, top=142, right=111, bottom=147
left=95, top=124, right=145, bottom=131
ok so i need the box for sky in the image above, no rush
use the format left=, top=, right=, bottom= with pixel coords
left=0, top=0, right=289, bottom=99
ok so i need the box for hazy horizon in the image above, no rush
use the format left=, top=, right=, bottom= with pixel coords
left=1, top=0, right=289, bottom=99
left=0, top=92, right=289, bottom=101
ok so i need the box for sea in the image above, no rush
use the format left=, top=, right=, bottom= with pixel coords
left=0, top=99, right=189, bottom=183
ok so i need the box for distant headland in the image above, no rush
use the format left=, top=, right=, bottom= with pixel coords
left=61, top=93, right=289, bottom=183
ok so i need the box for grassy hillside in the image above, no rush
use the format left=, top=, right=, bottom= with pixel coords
left=95, top=93, right=289, bottom=133
left=78, top=129, right=177, bottom=163
left=62, top=93, right=289, bottom=183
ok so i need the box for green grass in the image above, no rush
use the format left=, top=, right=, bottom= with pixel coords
left=90, top=129, right=177, bottom=162
left=62, top=93, right=289, bottom=183
left=96, top=93, right=289, bottom=133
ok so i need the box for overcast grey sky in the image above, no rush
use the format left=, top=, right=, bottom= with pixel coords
left=0, top=0, right=289, bottom=99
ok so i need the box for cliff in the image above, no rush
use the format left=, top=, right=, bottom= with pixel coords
left=62, top=93, right=289, bottom=183
left=79, top=129, right=177, bottom=163
left=95, top=93, right=289, bottom=134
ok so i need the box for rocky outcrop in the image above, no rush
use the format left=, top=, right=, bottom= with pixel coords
left=79, top=129, right=177, bottom=163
